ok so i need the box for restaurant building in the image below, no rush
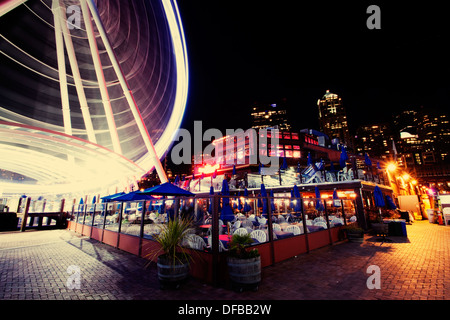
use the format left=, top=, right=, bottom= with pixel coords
left=188, top=127, right=394, bottom=231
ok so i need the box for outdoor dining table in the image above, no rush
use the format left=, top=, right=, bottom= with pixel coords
left=273, top=230, right=294, bottom=240
left=202, top=234, right=232, bottom=247
left=307, top=225, right=325, bottom=233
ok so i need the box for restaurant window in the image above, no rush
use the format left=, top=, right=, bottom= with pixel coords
left=92, top=203, right=106, bottom=228
left=325, top=199, right=344, bottom=228
left=293, top=151, right=300, bottom=158
left=272, top=196, right=305, bottom=239
left=291, top=133, right=299, bottom=140
left=285, top=150, right=293, bottom=158
left=76, top=204, right=85, bottom=224
left=302, top=199, right=328, bottom=233
left=120, top=201, right=144, bottom=236
left=143, top=200, right=167, bottom=239
left=343, top=199, right=357, bottom=224
left=83, top=204, right=95, bottom=225
left=104, top=202, right=121, bottom=232
left=283, top=132, right=291, bottom=140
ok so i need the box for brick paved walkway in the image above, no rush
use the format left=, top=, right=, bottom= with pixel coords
left=0, top=220, right=448, bottom=300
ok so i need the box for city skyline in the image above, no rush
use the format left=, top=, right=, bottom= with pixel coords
left=177, top=1, right=450, bottom=134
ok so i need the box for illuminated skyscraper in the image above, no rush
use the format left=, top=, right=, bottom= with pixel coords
left=251, top=101, right=291, bottom=131
left=317, top=90, right=353, bottom=150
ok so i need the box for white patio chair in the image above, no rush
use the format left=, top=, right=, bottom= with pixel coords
left=233, top=227, right=248, bottom=236
left=314, top=216, right=325, bottom=223
left=257, top=216, right=267, bottom=225
left=285, top=225, right=302, bottom=235
left=272, top=223, right=281, bottom=231
left=314, top=221, right=327, bottom=229
left=186, top=235, right=207, bottom=250
left=250, top=230, right=267, bottom=243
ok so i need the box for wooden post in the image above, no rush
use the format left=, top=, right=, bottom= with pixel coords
left=138, top=200, right=146, bottom=257
left=323, top=200, right=333, bottom=245
left=20, top=197, right=31, bottom=232
left=266, top=193, right=275, bottom=266
left=354, top=187, right=368, bottom=230
left=341, top=200, right=347, bottom=226
left=211, top=194, right=219, bottom=287
left=300, top=196, right=310, bottom=253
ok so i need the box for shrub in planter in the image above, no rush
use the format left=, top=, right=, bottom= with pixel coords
left=227, top=233, right=261, bottom=292
left=146, top=217, right=194, bottom=289
left=343, top=225, right=364, bottom=243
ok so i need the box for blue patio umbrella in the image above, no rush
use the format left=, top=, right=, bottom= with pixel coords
left=101, top=192, right=125, bottom=202
left=374, top=185, right=385, bottom=219
left=307, top=152, right=312, bottom=166
left=332, top=188, right=341, bottom=207
left=364, top=153, right=372, bottom=167
left=208, top=186, right=214, bottom=213
left=243, top=188, right=251, bottom=213
left=92, top=196, right=96, bottom=204
left=290, top=189, right=295, bottom=210
left=237, top=192, right=243, bottom=211
left=174, top=175, right=180, bottom=185
left=220, top=179, right=234, bottom=222
left=293, top=185, right=302, bottom=213
left=260, top=183, right=268, bottom=216
left=377, top=161, right=382, bottom=170
left=374, top=185, right=385, bottom=208
left=232, top=165, right=236, bottom=175
left=79, top=198, right=84, bottom=205
left=339, top=147, right=348, bottom=169
left=110, top=191, right=156, bottom=202
left=143, top=182, right=195, bottom=196
left=257, top=194, right=262, bottom=210
left=280, top=156, right=288, bottom=171
left=315, top=186, right=325, bottom=211
left=385, top=195, right=397, bottom=209
left=270, top=189, right=276, bottom=212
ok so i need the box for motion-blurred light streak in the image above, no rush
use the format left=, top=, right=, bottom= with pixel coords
left=0, top=0, right=189, bottom=197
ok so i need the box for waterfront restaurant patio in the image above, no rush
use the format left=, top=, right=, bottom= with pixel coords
left=67, top=192, right=358, bottom=285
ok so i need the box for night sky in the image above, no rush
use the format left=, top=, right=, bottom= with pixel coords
left=176, top=1, right=450, bottom=135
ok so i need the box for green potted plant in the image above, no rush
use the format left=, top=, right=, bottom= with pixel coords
left=227, top=233, right=261, bottom=292
left=343, top=224, right=364, bottom=243
left=146, top=217, right=194, bottom=289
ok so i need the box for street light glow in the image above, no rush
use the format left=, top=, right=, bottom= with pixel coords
left=387, top=163, right=397, bottom=172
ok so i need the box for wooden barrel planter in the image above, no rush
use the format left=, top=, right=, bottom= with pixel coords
left=227, top=256, right=261, bottom=292
left=157, top=255, right=190, bottom=289
left=343, top=226, right=364, bottom=243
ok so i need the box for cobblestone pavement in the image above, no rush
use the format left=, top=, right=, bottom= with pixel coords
left=0, top=220, right=449, bottom=300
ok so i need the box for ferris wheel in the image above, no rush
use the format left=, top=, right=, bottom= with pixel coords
left=0, top=0, right=188, bottom=196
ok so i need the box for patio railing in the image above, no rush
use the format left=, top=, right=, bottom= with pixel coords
left=67, top=194, right=358, bottom=285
